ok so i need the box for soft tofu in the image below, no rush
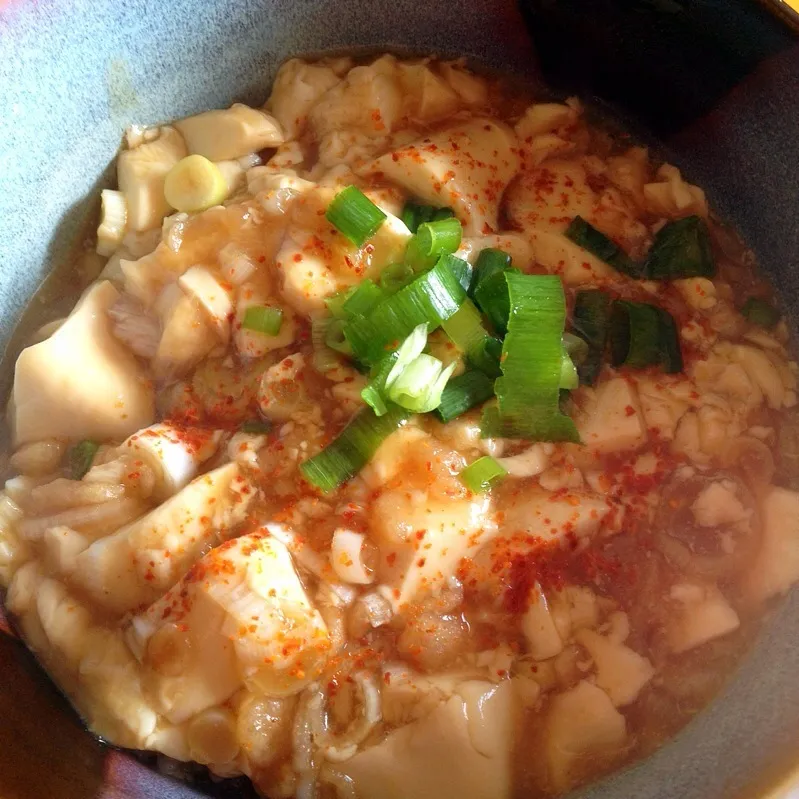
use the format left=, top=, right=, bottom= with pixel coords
left=665, top=582, right=740, bottom=653
left=398, top=61, right=461, bottom=123
left=308, top=54, right=403, bottom=139
left=118, top=126, right=187, bottom=231
left=266, top=58, right=343, bottom=139
left=634, top=375, right=694, bottom=440
left=151, top=287, right=219, bottom=381
left=129, top=534, right=328, bottom=724
left=577, top=378, right=647, bottom=454
left=526, top=228, right=613, bottom=285
left=362, top=119, right=520, bottom=235
left=79, top=627, right=159, bottom=747
left=7, top=564, right=158, bottom=748
left=743, top=487, right=799, bottom=603
left=374, top=487, right=491, bottom=610
left=70, top=463, right=252, bottom=615
left=275, top=187, right=409, bottom=313
left=121, top=423, right=222, bottom=500
left=174, top=104, right=284, bottom=161
left=342, top=680, right=514, bottom=799
left=501, top=486, right=615, bottom=543
left=575, top=629, right=654, bottom=707
left=505, top=159, right=597, bottom=235
left=522, top=585, right=564, bottom=661
left=543, top=680, right=628, bottom=792
left=12, top=281, right=155, bottom=446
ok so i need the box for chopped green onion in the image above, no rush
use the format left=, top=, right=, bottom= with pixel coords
left=70, top=440, right=99, bottom=479
left=470, top=248, right=512, bottom=297
left=361, top=324, right=428, bottom=415
left=438, top=253, right=473, bottom=293
left=325, top=185, right=387, bottom=246
left=311, top=315, right=345, bottom=373
left=361, top=354, right=397, bottom=416
left=474, top=271, right=512, bottom=335
left=401, top=201, right=455, bottom=234
left=379, top=262, right=416, bottom=294
left=242, top=306, right=283, bottom=336
left=565, top=216, right=641, bottom=278
left=571, top=289, right=612, bottom=386
left=435, top=370, right=496, bottom=422
left=609, top=300, right=683, bottom=373
left=403, top=235, right=438, bottom=273
left=326, top=287, right=356, bottom=320
left=387, top=354, right=456, bottom=413
left=459, top=456, right=507, bottom=493
left=562, top=332, right=590, bottom=366
left=560, top=349, right=579, bottom=390
left=341, top=279, right=385, bottom=318
left=741, top=297, right=780, bottom=329
left=471, top=248, right=515, bottom=335
left=344, top=256, right=467, bottom=364
left=482, top=273, right=580, bottom=442
left=240, top=419, right=272, bottom=434
left=300, top=404, right=410, bottom=492
left=643, top=215, right=715, bottom=280
left=416, top=217, right=463, bottom=258
left=362, top=324, right=455, bottom=415
left=325, top=318, right=353, bottom=355
left=441, top=299, right=502, bottom=377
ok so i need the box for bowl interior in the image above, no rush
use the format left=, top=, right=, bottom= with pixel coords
left=1, top=1, right=799, bottom=797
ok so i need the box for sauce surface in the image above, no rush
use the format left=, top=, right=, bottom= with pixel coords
left=1, top=53, right=798, bottom=799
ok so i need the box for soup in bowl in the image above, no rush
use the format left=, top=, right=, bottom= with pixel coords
left=2, top=52, right=799, bottom=799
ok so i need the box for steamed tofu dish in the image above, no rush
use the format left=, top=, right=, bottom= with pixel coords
left=3, top=53, right=799, bottom=799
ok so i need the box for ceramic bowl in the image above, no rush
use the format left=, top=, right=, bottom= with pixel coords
left=1, top=1, right=798, bottom=797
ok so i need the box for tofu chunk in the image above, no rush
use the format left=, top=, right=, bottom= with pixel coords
left=342, top=680, right=514, bottom=799
left=575, top=629, right=654, bottom=707
left=71, top=463, right=252, bottom=614
left=577, top=378, right=646, bottom=454
left=543, top=681, right=627, bottom=792
left=743, top=486, right=799, bottom=603
left=12, top=281, right=155, bottom=446
left=665, top=582, right=740, bottom=653
left=118, top=126, right=187, bottom=232
left=362, top=119, right=519, bottom=235
left=128, top=533, right=329, bottom=723
left=174, top=104, right=284, bottom=161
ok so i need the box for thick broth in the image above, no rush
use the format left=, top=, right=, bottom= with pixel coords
left=1, top=53, right=798, bottom=799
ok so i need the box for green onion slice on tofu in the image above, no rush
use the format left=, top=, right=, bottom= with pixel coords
left=300, top=405, right=410, bottom=493
left=609, top=300, right=683, bottom=373
left=415, top=216, right=463, bottom=259
left=400, top=201, right=455, bottom=234
left=482, top=273, right=580, bottom=442
left=361, top=323, right=456, bottom=416
left=565, top=216, right=642, bottom=278
left=741, top=297, right=780, bottom=329
left=643, top=215, right=715, bottom=280
left=441, top=299, right=503, bottom=378
left=471, top=248, right=516, bottom=335
left=344, top=255, right=467, bottom=364
left=571, top=289, right=612, bottom=386
left=435, top=369, right=496, bottom=423
left=242, top=306, right=283, bottom=336
left=70, top=440, right=100, bottom=479
left=326, top=185, right=387, bottom=247
left=459, top=455, right=507, bottom=493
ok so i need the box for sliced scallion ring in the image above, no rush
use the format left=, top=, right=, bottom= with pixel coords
left=459, top=455, right=507, bottom=493
left=325, top=185, right=387, bottom=246
left=242, top=306, right=283, bottom=336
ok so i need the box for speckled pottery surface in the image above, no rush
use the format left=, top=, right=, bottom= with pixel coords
left=1, top=1, right=799, bottom=798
